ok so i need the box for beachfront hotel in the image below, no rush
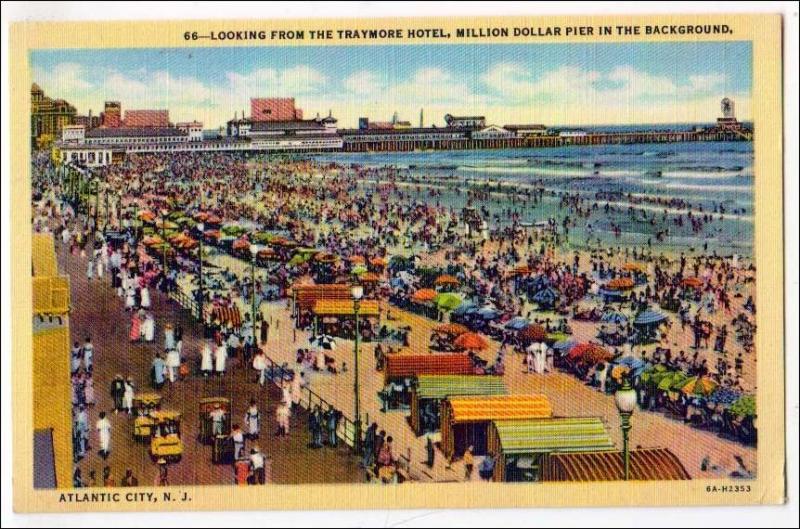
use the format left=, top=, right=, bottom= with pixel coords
left=50, top=91, right=751, bottom=167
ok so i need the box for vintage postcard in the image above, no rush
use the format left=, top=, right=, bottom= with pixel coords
left=9, top=11, right=785, bottom=513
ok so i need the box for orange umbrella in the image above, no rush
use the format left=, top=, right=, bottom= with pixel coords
left=137, top=210, right=156, bottom=222
left=606, top=277, right=635, bottom=290
left=369, top=257, right=387, bottom=267
left=360, top=272, right=381, bottom=282
left=453, top=332, right=489, bottom=351
left=512, top=265, right=532, bottom=275
left=681, top=277, right=704, bottom=288
left=142, top=235, right=163, bottom=246
left=433, top=323, right=470, bottom=337
left=348, top=255, right=366, bottom=264
left=411, top=288, right=437, bottom=302
left=434, top=274, right=460, bottom=286
left=623, top=262, right=645, bottom=272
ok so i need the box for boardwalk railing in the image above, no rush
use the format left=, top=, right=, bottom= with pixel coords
left=168, top=263, right=420, bottom=481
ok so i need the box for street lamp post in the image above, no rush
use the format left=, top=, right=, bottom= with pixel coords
left=249, top=244, right=258, bottom=337
left=614, top=375, right=637, bottom=481
left=197, top=223, right=205, bottom=326
left=351, top=284, right=364, bottom=454
left=160, top=208, right=169, bottom=277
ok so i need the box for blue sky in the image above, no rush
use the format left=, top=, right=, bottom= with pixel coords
left=31, top=42, right=752, bottom=128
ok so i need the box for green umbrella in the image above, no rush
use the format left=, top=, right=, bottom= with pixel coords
left=352, top=264, right=368, bottom=275
left=434, top=292, right=463, bottom=311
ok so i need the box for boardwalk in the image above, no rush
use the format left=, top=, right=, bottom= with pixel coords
left=59, top=242, right=362, bottom=487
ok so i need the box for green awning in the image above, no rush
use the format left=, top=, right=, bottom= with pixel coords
left=492, top=417, right=615, bottom=456
left=415, top=375, right=507, bottom=400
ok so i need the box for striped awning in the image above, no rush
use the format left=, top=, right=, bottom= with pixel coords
left=492, top=417, right=614, bottom=456
left=540, top=447, right=691, bottom=482
left=209, top=305, right=242, bottom=327
left=415, top=375, right=507, bottom=400
left=313, top=299, right=380, bottom=317
left=385, top=354, right=474, bottom=382
left=447, top=395, right=552, bottom=423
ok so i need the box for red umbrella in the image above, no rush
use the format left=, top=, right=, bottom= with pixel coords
left=518, top=324, right=547, bottom=343
left=681, top=277, right=704, bottom=288
left=433, top=323, right=470, bottom=337
left=453, top=332, right=489, bottom=351
left=411, top=288, right=437, bottom=302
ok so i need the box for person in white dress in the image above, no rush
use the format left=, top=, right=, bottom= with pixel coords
left=276, top=402, right=291, bottom=436
left=166, top=348, right=181, bottom=383
left=201, top=340, right=214, bottom=377
left=140, top=285, right=151, bottom=309
left=96, top=411, right=112, bottom=459
left=214, top=342, right=228, bottom=376
left=125, top=283, right=136, bottom=310
left=244, top=400, right=260, bottom=439
left=142, top=312, right=155, bottom=342
left=291, top=372, right=304, bottom=409
left=252, top=350, right=267, bottom=385
left=123, top=378, right=135, bottom=414
left=281, top=380, right=291, bottom=404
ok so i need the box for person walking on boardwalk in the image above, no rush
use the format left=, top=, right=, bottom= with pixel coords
left=214, top=340, right=228, bottom=376
left=326, top=408, right=340, bottom=448
left=200, top=339, right=214, bottom=378
left=121, top=469, right=138, bottom=487
left=275, top=402, right=290, bottom=437
left=252, top=349, right=267, bottom=385
left=249, top=447, right=266, bottom=485
left=231, top=424, right=245, bottom=460
left=362, top=422, right=378, bottom=468
left=96, top=411, right=112, bottom=460
left=151, top=354, right=166, bottom=390
left=123, top=377, right=135, bottom=415
left=244, top=399, right=260, bottom=439
left=210, top=402, right=227, bottom=436
left=110, top=374, right=125, bottom=413
left=81, top=337, right=94, bottom=373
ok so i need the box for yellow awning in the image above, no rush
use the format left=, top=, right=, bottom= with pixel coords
left=313, top=299, right=380, bottom=317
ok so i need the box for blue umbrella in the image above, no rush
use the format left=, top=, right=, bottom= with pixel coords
left=634, top=310, right=668, bottom=326
left=532, top=287, right=559, bottom=305
left=504, top=316, right=531, bottom=331
left=601, top=310, right=628, bottom=324
left=599, top=288, right=626, bottom=301
left=553, top=338, right=578, bottom=355
left=478, top=307, right=500, bottom=320
left=613, top=356, right=647, bottom=376
left=389, top=277, right=407, bottom=289
left=451, top=301, right=477, bottom=317
left=531, top=275, right=552, bottom=291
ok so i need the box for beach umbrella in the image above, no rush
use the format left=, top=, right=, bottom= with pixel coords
left=729, top=395, right=756, bottom=417
left=348, top=255, right=366, bottom=264
left=511, top=265, right=532, bottom=276
left=411, top=288, right=437, bottom=302
left=359, top=272, right=381, bottom=283
left=601, top=310, right=628, bottom=324
left=369, top=256, right=387, bottom=267
left=680, top=376, right=719, bottom=397
left=708, top=387, right=742, bottom=406
left=434, top=274, right=460, bottom=287
left=314, top=252, right=337, bottom=263
left=137, top=210, right=156, bottom=222
left=546, top=332, right=570, bottom=345
left=552, top=338, right=578, bottom=354
left=599, top=288, right=626, bottom=301
left=434, top=292, right=464, bottom=312
left=451, top=301, right=477, bottom=317
left=518, top=324, right=547, bottom=343
left=634, top=310, right=668, bottom=326
left=433, top=323, right=469, bottom=337
left=681, top=277, right=704, bottom=289
left=352, top=264, right=368, bottom=275
left=606, top=277, right=635, bottom=290
left=504, top=316, right=532, bottom=331
left=532, top=286, right=559, bottom=306
left=623, top=262, right=645, bottom=273
left=309, top=334, right=337, bottom=351
left=613, top=356, right=647, bottom=377
left=657, top=371, right=689, bottom=391
left=453, top=332, right=489, bottom=351
left=477, top=306, right=500, bottom=320
left=567, top=342, right=607, bottom=362
left=389, top=277, right=407, bottom=289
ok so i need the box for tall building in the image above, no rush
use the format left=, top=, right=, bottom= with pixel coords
left=30, top=83, right=76, bottom=149
left=124, top=109, right=170, bottom=128
left=250, top=97, right=303, bottom=121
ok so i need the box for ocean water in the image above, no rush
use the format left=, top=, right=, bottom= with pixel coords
left=312, top=140, right=754, bottom=256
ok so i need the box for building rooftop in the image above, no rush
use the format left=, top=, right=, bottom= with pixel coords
left=339, top=126, right=472, bottom=136
left=250, top=120, right=330, bottom=132
left=86, top=127, right=188, bottom=138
